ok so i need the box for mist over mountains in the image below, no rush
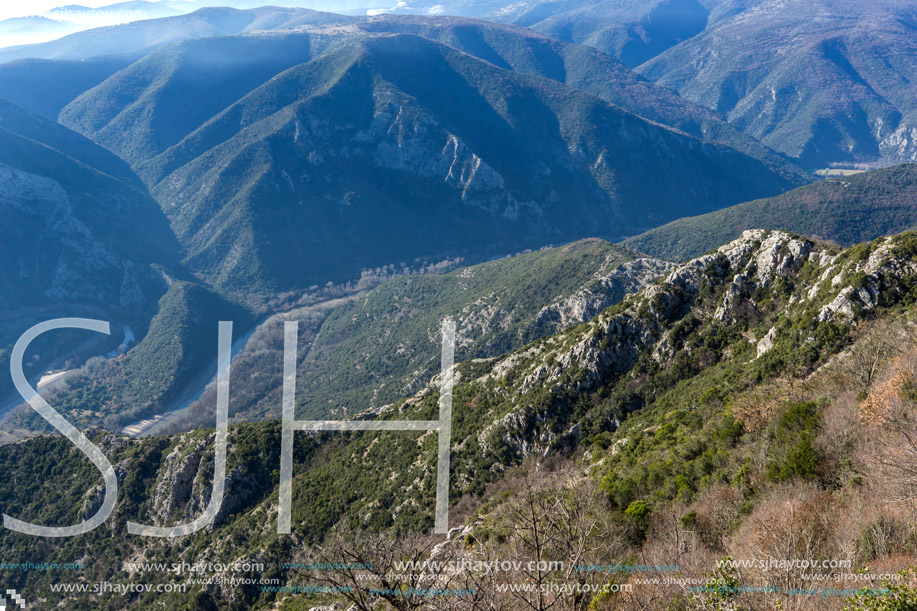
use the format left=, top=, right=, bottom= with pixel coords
left=6, top=0, right=915, bottom=170
left=0, top=11, right=809, bottom=301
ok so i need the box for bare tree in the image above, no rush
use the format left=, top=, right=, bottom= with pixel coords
left=861, top=356, right=917, bottom=508
left=297, top=474, right=626, bottom=611
left=493, top=476, right=626, bottom=611
left=302, top=529, right=467, bottom=611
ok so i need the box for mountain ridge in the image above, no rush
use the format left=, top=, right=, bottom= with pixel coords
left=3, top=228, right=917, bottom=608
left=55, top=27, right=809, bottom=299
left=637, top=0, right=917, bottom=167
left=623, top=163, right=917, bottom=261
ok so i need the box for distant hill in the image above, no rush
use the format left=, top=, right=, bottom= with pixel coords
left=638, top=0, right=917, bottom=167
left=0, top=13, right=807, bottom=184
left=46, top=19, right=810, bottom=299
left=0, top=6, right=353, bottom=64
left=58, top=31, right=328, bottom=165
left=359, top=16, right=807, bottom=182
left=490, top=0, right=711, bottom=68
left=623, top=164, right=917, bottom=261
left=0, top=55, right=135, bottom=119
left=61, top=33, right=806, bottom=296
left=0, top=16, right=78, bottom=46
left=0, top=6, right=825, bottom=178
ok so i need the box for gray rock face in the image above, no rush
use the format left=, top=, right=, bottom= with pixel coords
left=534, top=257, right=677, bottom=329
left=465, top=229, right=917, bottom=460
left=150, top=436, right=208, bottom=523
left=143, top=431, right=269, bottom=533
left=756, top=326, right=778, bottom=358
left=527, top=230, right=816, bottom=395
left=0, top=163, right=69, bottom=208
left=0, top=162, right=168, bottom=309
left=815, top=237, right=917, bottom=323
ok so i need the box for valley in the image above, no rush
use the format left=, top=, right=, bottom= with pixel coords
left=0, top=2, right=916, bottom=609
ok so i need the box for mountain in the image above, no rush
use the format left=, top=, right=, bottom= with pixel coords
left=0, top=6, right=353, bottom=64
left=0, top=8, right=813, bottom=182
left=9, top=239, right=671, bottom=434
left=0, top=99, right=179, bottom=310
left=0, top=55, right=135, bottom=119
left=358, top=16, right=808, bottom=181
left=58, top=30, right=334, bottom=166
left=45, top=0, right=910, bottom=170
left=0, top=16, right=80, bottom=47
left=0, top=11, right=808, bottom=184
left=490, top=0, right=712, bottom=68
left=143, top=33, right=805, bottom=294
left=0, top=99, right=181, bottom=403
left=0, top=3, right=820, bottom=179
left=55, top=26, right=809, bottom=298
left=162, top=239, right=672, bottom=430
left=3, top=229, right=917, bottom=608
left=637, top=0, right=917, bottom=167
left=138, top=0, right=712, bottom=70
left=86, top=1, right=185, bottom=20
left=0, top=101, right=268, bottom=441
left=41, top=1, right=185, bottom=28
left=3, top=3, right=917, bottom=608
left=285, top=240, right=667, bottom=419
left=623, top=163, right=917, bottom=261
left=0, top=101, right=251, bottom=439
left=0, top=17, right=69, bottom=34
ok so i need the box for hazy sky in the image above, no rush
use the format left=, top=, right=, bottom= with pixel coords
left=0, top=0, right=204, bottom=47
left=2, top=1, right=122, bottom=20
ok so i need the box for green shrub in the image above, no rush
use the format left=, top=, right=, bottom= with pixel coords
left=624, top=500, right=651, bottom=541
left=844, top=569, right=917, bottom=610
left=766, top=402, right=821, bottom=482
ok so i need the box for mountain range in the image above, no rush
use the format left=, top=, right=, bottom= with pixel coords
left=4, top=5, right=917, bottom=441
left=2, top=228, right=917, bottom=608
left=0, top=8, right=819, bottom=449
left=489, top=0, right=712, bottom=68
left=0, top=12, right=809, bottom=300
left=487, top=0, right=917, bottom=167
left=637, top=0, right=917, bottom=167
left=0, top=7, right=353, bottom=64
left=624, top=163, right=917, bottom=261
left=8, top=0, right=915, bottom=171
left=2, top=4, right=917, bottom=608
